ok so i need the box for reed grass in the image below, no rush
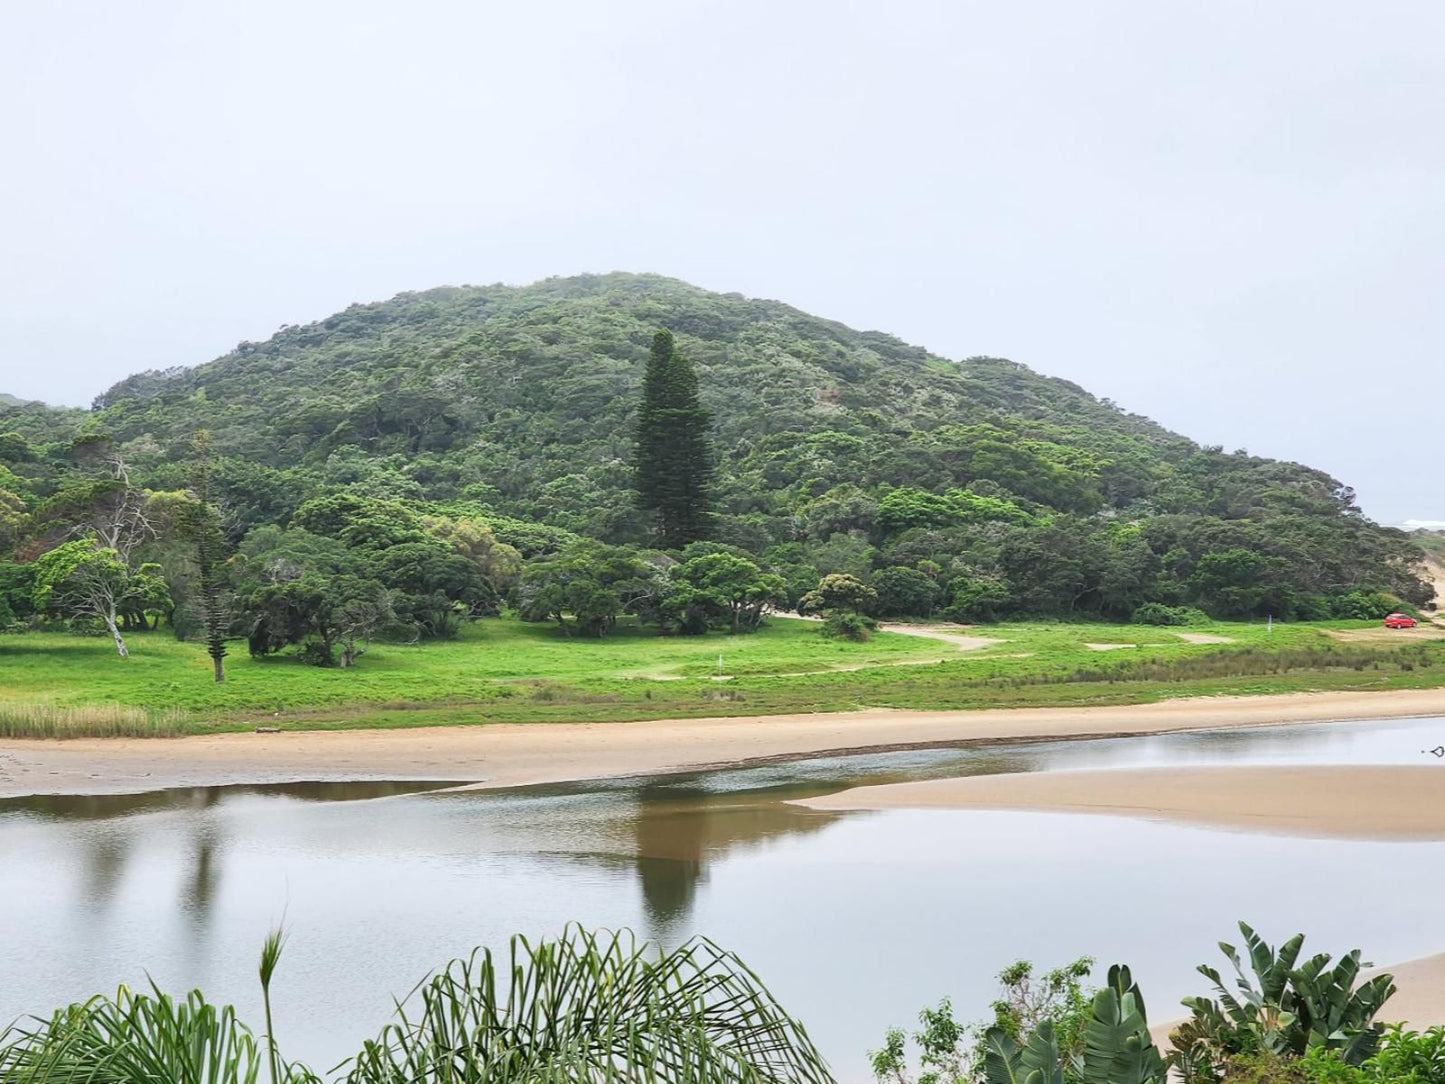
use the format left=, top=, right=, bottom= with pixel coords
left=0, top=700, right=191, bottom=739
left=1009, top=643, right=1441, bottom=688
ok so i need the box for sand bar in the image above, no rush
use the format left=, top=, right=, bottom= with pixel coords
left=799, top=764, right=1445, bottom=840
left=2, top=687, right=1445, bottom=799
left=1375, top=952, right=1445, bottom=1029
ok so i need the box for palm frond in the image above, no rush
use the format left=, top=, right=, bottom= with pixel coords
left=341, top=926, right=834, bottom=1084
left=0, top=983, right=319, bottom=1084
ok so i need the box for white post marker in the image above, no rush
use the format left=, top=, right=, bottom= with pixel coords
left=1268, top=613, right=1273, bottom=633
left=718, top=654, right=724, bottom=678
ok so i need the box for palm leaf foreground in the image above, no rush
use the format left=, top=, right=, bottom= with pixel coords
left=0, top=926, right=835, bottom=1084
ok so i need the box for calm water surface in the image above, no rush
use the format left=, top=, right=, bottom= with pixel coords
left=3, top=716, right=1443, bottom=1079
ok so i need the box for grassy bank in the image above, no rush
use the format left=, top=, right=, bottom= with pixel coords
left=1, top=616, right=1443, bottom=738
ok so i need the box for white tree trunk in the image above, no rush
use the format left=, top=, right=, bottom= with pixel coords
left=103, top=610, right=129, bottom=658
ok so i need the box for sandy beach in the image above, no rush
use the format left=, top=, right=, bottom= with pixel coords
left=799, top=764, right=1445, bottom=840
left=2, top=686, right=1445, bottom=799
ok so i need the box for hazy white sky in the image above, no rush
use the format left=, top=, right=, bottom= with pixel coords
left=1, top=1, right=1441, bottom=523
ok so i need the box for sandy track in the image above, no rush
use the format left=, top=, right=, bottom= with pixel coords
left=798, top=764, right=1445, bottom=840
left=876, top=623, right=1003, bottom=651
left=4, top=687, right=1445, bottom=800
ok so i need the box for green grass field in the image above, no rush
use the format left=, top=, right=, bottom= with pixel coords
left=2, top=615, right=1443, bottom=737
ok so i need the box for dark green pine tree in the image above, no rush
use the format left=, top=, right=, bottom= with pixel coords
left=184, top=431, right=230, bottom=683
left=633, top=329, right=715, bottom=548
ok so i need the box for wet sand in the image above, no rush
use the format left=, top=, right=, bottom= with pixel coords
left=799, top=764, right=1445, bottom=840
left=3, top=687, right=1445, bottom=799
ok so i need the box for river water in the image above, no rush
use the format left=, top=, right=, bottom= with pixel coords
left=2, top=716, right=1443, bottom=1079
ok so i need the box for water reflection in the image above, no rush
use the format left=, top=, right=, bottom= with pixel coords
left=625, top=780, right=842, bottom=937
left=0, top=780, right=469, bottom=821
left=2, top=716, right=1442, bottom=1079
left=78, top=830, right=131, bottom=909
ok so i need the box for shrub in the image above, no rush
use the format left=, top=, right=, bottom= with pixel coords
left=1330, top=591, right=1406, bottom=622
left=822, top=611, right=876, bottom=641
left=1134, top=603, right=1187, bottom=626
left=1223, top=1051, right=1309, bottom=1083
left=1366, top=1024, right=1445, bottom=1083
left=1133, top=602, right=1210, bottom=626
left=870, top=957, right=1096, bottom=1084
left=1172, top=922, right=1395, bottom=1082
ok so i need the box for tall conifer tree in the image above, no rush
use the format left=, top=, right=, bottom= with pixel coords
left=183, top=431, right=230, bottom=682
left=633, top=329, right=714, bottom=547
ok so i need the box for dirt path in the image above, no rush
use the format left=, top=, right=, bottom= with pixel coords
left=5, top=687, right=1445, bottom=800
left=876, top=622, right=1003, bottom=650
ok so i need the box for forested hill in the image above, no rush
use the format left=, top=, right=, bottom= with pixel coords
left=0, top=272, right=1431, bottom=622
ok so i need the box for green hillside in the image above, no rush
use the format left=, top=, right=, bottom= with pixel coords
left=0, top=272, right=1431, bottom=631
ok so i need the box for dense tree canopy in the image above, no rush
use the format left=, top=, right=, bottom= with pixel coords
left=0, top=273, right=1432, bottom=651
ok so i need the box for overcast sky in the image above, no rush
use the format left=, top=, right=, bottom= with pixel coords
left=2, top=2, right=1441, bottom=525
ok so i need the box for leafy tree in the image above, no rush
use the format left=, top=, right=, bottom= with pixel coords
left=873, top=565, right=940, bottom=618
left=519, top=543, right=659, bottom=636
left=31, top=540, right=172, bottom=657
left=422, top=514, right=523, bottom=593
left=796, top=484, right=878, bottom=540
left=633, top=329, right=714, bottom=548
left=798, top=572, right=878, bottom=617
left=1189, top=549, right=1292, bottom=618
left=237, top=527, right=393, bottom=666
left=941, top=573, right=1012, bottom=623
left=876, top=487, right=1029, bottom=535
left=0, top=430, right=35, bottom=463
left=668, top=550, right=786, bottom=634
left=799, top=572, right=879, bottom=640
left=366, top=542, right=498, bottom=639
left=291, top=494, right=429, bottom=549
left=118, top=562, right=171, bottom=631
left=0, top=561, right=36, bottom=628
left=246, top=573, right=393, bottom=667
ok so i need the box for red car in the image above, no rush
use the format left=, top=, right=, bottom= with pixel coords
left=1384, top=613, right=1418, bottom=629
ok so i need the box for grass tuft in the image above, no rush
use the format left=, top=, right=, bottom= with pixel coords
left=0, top=700, right=190, bottom=739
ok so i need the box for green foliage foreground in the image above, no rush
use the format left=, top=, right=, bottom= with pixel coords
left=0, top=927, right=832, bottom=1084
left=4, top=923, right=1435, bottom=1084
left=873, top=922, right=1437, bottom=1084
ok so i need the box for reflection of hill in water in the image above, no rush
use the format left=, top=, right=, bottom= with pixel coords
left=0, top=750, right=1037, bottom=944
